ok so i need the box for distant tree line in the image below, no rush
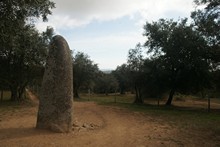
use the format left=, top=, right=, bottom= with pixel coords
left=72, top=51, right=119, bottom=98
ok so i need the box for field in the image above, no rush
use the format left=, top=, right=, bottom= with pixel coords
left=0, top=92, right=220, bottom=146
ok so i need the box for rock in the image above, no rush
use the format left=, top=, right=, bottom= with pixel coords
left=72, top=123, right=80, bottom=127
left=36, top=35, right=73, bottom=133
left=79, top=127, right=87, bottom=132
left=72, top=126, right=80, bottom=132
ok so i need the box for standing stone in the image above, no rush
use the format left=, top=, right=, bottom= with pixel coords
left=36, top=35, right=73, bottom=133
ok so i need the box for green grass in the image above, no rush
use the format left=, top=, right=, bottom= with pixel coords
left=78, top=93, right=220, bottom=134
left=104, top=102, right=220, bottom=134
left=1, top=92, right=219, bottom=135
left=79, top=93, right=134, bottom=103
left=0, top=90, right=32, bottom=112
left=0, top=90, right=11, bottom=101
left=0, top=100, right=23, bottom=115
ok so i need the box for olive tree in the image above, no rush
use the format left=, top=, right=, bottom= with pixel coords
left=73, top=52, right=99, bottom=98
left=0, top=0, right=55, bottom=101
left=143, top=19, right=211, bottom=105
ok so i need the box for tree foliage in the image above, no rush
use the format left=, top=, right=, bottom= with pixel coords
left=127, top=43, right=145, bottom=104
left=94, top=72, right=119, bottom=95
left=0, top=0, right=55, bottom=101
left=141, top=58, right=169, bottom=98
left=73, top=52, right=99, bottom=98
left=113, top=64, right=130, bottom=94
left=143, top=18, right=211, bottom=105
left=111, top=0, right=219, bottom=105
left=191, top=0, right=220, bottom=68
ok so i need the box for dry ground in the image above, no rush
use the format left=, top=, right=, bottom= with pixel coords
left=0, top=92, right=220, bottom=147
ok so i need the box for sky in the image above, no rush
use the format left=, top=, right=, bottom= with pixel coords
left=36, top=0, right=195, bottom=70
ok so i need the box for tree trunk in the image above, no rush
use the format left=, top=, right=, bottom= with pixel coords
left=74, top=88, right=80, bottom=99
left=208, top=96, right=210, bottom=112
left=120, top=87, right=125, bottom=95
left=201, top=89, right=205, bottom=98
left=1, top=90, right=3, bottom=102
left=166, top=88, right=175, bottom=106
left=133, top=86, right=143, bottom=104
left=138, top=88, right=142, bottom=102
left=18, top=86, right=25, bottom=101
left=10, top=87, right=18, bottom=101
left=105, top=89, right=108, bottom=96
left=18, top=82, right=28, bottom=101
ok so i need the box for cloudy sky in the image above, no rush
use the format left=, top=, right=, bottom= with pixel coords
left=37, top=0, right=195, bottom=70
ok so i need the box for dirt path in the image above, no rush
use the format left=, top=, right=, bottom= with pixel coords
left=0, top=95, right=219, bottom=146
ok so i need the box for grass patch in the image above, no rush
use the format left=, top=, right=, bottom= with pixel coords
left=79, top=93, right=220, bottom=135
left=0, top=92, right=33, bottom=112
left=79, top=93, right=134, bottom=103
left=103, top=102, right=220, bottom=134
left=0, top=91, right=11, bottom=101
left=0, top=100, right=23, bottom=114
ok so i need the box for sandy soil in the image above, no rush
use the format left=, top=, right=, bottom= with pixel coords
left=0, top=92, right=219, bottom=147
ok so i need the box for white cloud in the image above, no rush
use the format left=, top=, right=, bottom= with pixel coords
left=37, top=0, right=194, bottom=31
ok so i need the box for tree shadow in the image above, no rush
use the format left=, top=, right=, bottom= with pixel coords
left=0, top=127, right=54, bottom=141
